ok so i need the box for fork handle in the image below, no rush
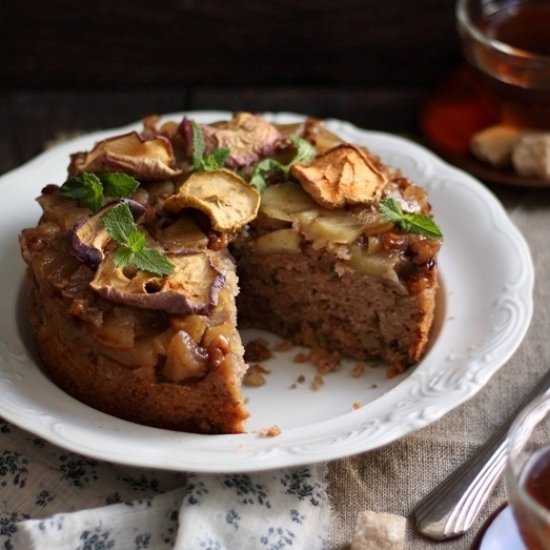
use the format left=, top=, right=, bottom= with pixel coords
left=414, top=369, right=550, bottom=541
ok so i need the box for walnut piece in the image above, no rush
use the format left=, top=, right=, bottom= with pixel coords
left=291, top=144, right=387, bottom=209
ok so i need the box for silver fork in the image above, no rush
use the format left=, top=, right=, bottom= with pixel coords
left=414, top=367, right=550, bottom=541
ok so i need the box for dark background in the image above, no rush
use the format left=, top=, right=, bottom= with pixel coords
left=0, top=0, right=461, bottom=174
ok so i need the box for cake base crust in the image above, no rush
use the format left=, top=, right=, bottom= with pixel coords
left=28, top=281, right=249, bottom=433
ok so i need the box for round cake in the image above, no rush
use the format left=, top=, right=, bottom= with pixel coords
left=19, top=113, right=442, bottom=433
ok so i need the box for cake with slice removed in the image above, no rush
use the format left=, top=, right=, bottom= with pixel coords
left=19, top=112, right=442, bottom=433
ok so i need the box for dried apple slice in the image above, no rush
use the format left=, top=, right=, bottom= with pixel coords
left=291, top=144, right=387, bottom=208
left=90, top=250, right=226, bottom=315
left=70, top=199, right=145, bottom=268
left=70, top=131, right=181, bottom=180
left=164, top=169, right=260, bottom=232
left=302, top=119, right=344, bottom=153
left=179, top=113, right=282, bottom=168
left=158, top=217, right=209, bottom=252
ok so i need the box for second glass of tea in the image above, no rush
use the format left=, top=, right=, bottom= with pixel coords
left=457, top=0, right=550, bottom=129
left=506, top=393, right=550, bottom=549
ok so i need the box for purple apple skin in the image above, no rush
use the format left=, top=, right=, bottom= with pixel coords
left=92, top=256, right=226, bottom=315
left=70, top=199, right=146, bottom=269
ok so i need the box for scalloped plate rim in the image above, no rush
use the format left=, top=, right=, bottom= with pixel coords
left=0, top=111, right=534, bottom=473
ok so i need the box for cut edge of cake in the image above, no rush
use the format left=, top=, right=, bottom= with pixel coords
left=18, top=112, right=442, bottom=433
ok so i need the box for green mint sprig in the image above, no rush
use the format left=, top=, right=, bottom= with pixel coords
left=379, top=198, right=443, bottom=239
left=250, top=135, right=316, bottom=193
left=60, top=172, right=140, bottom=212
left=102, top=203, right=175, bottom=276
left=191, top=121, right=230, bottom=172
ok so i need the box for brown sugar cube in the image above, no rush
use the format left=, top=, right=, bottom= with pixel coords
left=351, top=510, right=406, bottom=550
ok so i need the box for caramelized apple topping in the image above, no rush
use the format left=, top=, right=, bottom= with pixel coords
left=259, top=182, right=317, bottom=222
left=90, top=250, right=225, bottom=315
left=291, top=144, right=387, bottom=208
left=180, top=112, right=282, bottom=168
left=70, top=199, right=146, bottom=268
left=70, top=131, right=181, bottom=180
left=163, top=330, right=209, bottom=382
left=302, top=119, right=344, bottom=154
left=164, top=169, right=261, bottom=233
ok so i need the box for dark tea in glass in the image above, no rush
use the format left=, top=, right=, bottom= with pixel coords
left=457, top=0, right=550, bottom=129
left=506, top=395, right=550, bottom=550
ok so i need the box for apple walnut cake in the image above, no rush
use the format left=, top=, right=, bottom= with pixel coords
left=19, top=113, right=442, bottom=433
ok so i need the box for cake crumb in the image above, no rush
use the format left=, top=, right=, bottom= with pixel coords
left=289, top=373, right=307, bottom=389
left=244, top=338, right=273, bottom=362
left=293, top=351, right=309, bottom=363
left=386, top=365, right=405, bottom=379
left=351, top=510, right=406, bottom=550
left=351, top=362, right=366, bottom=378
left=310, top=347, right=341, bottom=374
left=273, top=340, right=293, bottom=352
left=352, top=401, right=363, bottom=410
left=292, top=347, right=341, bottom=374
left=243, top=364, right=271, bottom=387
left=256, top=425, right=281, bottom=437
left=310, top=374, right=324, bottom=391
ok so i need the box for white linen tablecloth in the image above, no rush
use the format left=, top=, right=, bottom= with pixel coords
left=0, top=418, right=331, bottom=549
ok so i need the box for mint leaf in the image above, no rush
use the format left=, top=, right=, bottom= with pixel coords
left=250, top=158, right=284, bottom=192
left=379, top=198, right=404, bottom=224
left=249, top=172, right=268, bottom=193
left=133, top=248, right=175, bottom=276
left=60, top=172, right=104, bottom=212
left=102, top=202, right=137, bottom=244
left=191, top=121, right=230, bottom=172
left=400, top=214, right=443, bottom=238
left=191, top=121, right=206, bottom=170
left=126, top=230, right=147, bottom=253
left=379, top=198, right=442, bottom=238
left=60, top=171, right=140, bottom=211
left=102, top=202, right=175, bottom=276
left=114, top=247, right=134, bottom=268
left=249, top=135, right=315, bottom=193
left=99, top=172, right=140, bottom=198
left=60, top=176, right=89, bottom=200
left=203, top=147, right=230, bottom=171
left=289, top=135, right=316, bottom=165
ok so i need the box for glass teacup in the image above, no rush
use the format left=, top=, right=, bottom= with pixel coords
left=456, top=0, right=550, bottom=129
left=506, top=393, right=550, bottom=549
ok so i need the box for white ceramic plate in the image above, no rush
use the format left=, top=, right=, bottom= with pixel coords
left=0, top=112, right=533, bottom=473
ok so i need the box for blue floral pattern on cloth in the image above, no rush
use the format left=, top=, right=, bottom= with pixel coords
left=0, top=420, right=331, bottom=549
